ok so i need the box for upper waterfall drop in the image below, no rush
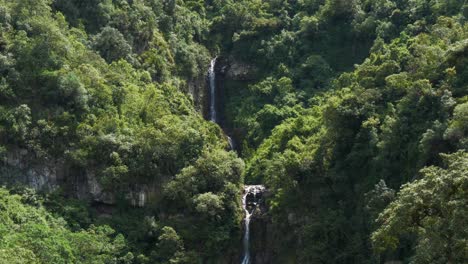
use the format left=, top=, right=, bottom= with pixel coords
left=207, top=57, right=236, bottom=151
left=209, top=57, right=217, bottom=123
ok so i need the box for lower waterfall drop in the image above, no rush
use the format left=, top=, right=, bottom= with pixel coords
left=242, top=185, right=265, bottom=264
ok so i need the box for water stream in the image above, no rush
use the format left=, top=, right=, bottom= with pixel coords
left=209, top=57, right=217, bottom=122
left=208, top=57, right=234, bottom=150
left=208, top=59, right=261, bottom=263
left=242, top=185, right=265, bottom=264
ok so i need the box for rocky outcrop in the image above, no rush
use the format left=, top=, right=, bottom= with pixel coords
left=209, top=57, right=258, bottom=154
left=250, top=212, right=274, bottom=264
left=248, top=188, right=274, bottom=264
left=1, top=148, right=61, bottom=191
left=187, top=74, right=210, bottom=118
left=239, top=185, right=274, bottom=264
left=0, top=147, right=151, bottom=208
left=221, top=58, right=258, bottom=81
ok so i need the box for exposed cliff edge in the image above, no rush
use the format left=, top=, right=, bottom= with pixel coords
left=221, top=57, right=258, bottom=81
left=187, top=74, right=210, bottom=118
left=212, top=57, right=259, bottom=154
left=249, top=188, right=274, bottom=264
left=0, top=147, right=151, bottom=208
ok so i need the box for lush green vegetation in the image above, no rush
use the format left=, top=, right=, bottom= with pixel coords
left=0, top=188, right=132, bottom=263
left=0, top=0, right=466, bottom=263
left=218, top=0, right=467, bottom=262
left=372, top=151, right=467, bottom=263
left=0, top=0, right=238, bottom=262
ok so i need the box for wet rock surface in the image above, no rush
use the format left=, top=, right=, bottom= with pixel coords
left=241, top=185, right=274, bottom=264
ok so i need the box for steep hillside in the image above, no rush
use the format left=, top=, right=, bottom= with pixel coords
left=0, top=0, right=466, bottom=263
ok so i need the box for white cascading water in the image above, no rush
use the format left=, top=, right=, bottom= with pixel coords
left=242, top=185, right=265, bottom=264
left=228, top=136, right=235, bottom=150
left=208, top=59, right=263, bottom=263
left=208, top=57, right=235, bottom=150
left=209, top=57, right=217, bottom=122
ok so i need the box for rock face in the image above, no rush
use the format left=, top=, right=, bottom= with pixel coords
left=248, top=188, right=274, bottom=264
left=1, top=148, right=62, bottom=191
left=0, top=147, right=150, bottom=207
left=187, top=74, right=210, bottom=118
left=223, top=58, right=258, bottom=81
left=240, top=185, right=274, bottom=264
left=210, top=57, right=258, bottom=153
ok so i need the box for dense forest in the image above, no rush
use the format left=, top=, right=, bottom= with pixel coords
left=0, top=0, right=466, bottom=263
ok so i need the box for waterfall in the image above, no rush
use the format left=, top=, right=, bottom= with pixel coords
left=207, top=60, right=263, bottom=262
left=242, top=185, right=265, bottom=264
left=207, top=57, right=236, bottom=151
left=228, top=136, right=235, bottom=150
left=209, top=57, right=217, bottom=122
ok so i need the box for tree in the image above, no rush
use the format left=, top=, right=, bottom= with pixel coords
left=152, top=226, right=185, bottom=262
left=162, top=149, right=244, bottom=259
left=193, top=192, right=224, bottom=217
left=372, top=151, right=468, bottom=263
left=92, top=26, right=132, bottom=63
left=444, top=102, right=468, bottom=149
left=0, top=188, right=132, bottom=263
